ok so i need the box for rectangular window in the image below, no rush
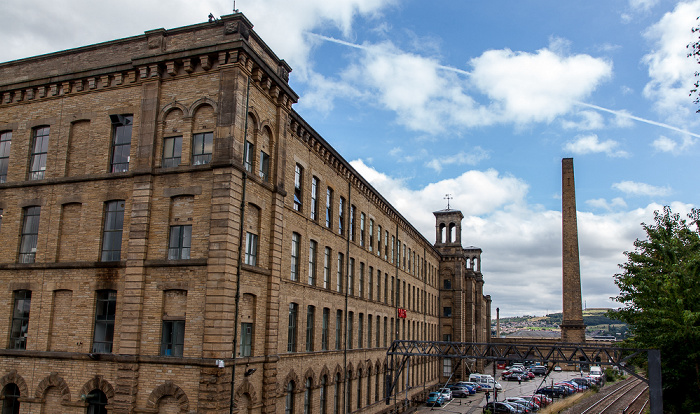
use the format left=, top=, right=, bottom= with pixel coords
left=245, top=232, right=258, bottom=266
left=243, top=140, right=254, bottom=172
left=192, top=132, right=213, bottom=165
left=376, top=315, right=380, bottom=348
left=336, top=253, right=344, bottom=293
left=367, top=314, right=372, bottom=348
left=443, top=307, right=452, bottom=317
left=9, top=290, right=31, bottom=350
left=443, top=358, right=452, bottom=376
left=349, top=205, right=355, bottom=242
left=347, top=258, right=355, bottom=296
left=294, top=164, right=303, bottom=211
left=291, top=232, right=300, bottom=281
left=162, top=136, right=182, bottom=168
left=29, top=126, right=50, bottom=180
left=391, top=277, right=395, bottom=306
left=359, top=262, right=364, bottom=299
left=311, top=176, right=319, bottom=221
left=323, top=247, right=331, bottom=289
left=168, top=225, right=192, bottom=260
left=377, top=225, right=382, bottom=256
left=335, top=310, right=342, bottom=350
left=369, top=219, right=374, bottom=252
left=306, top=305, right=315, bottom=352
left=325, top=188, right=333, bottom=228
left=308, top=240, right=317, bottom=286
left=385, top=230, right=389, bottom=260
left=347, top=312, right=354, bottom=350
left=19, top=206, right=40, bottom=264
left=360, top=213, right=365, bottom=247
left=101, top=200, right=125, bottom=262
left=383, top=317, right=388, bottom=347
left=259, top=151, right=270, bottom=181
left=403, top=245, right=407, bottom=270
left=109, top=115, right=132, bottom=173
left=443, top=334, right=452, bottom=342
left=391, top=236, right=395, bottom=264
left=92, top=290, right=116, bottom=353
left=408, top=248, right=411, bottom=271
left=0, top=131, right=11, bottom=183
left=321, top=308, right=329, bottom=351
left=384, top=273, right=388, bottom=304
left=160, top=320, right=185, bottom=357
left=240, top=322, right=253, bottom=356
left=288, top=303, right=298, bottom=352
left=338, top=197, right=345, bottom=236
left=358, top=313, right=364, bottom=349
left=368, top=266, right=373, bottom=300
left=377, top=269, right=381, bottom=302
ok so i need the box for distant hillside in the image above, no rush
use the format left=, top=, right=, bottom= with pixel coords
left=496, top=309, right=623, bottom=326
left=493, top=308, right=628, bottom=339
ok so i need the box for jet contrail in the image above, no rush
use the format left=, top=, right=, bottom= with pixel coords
left=308, top=32, right=700, bottom=138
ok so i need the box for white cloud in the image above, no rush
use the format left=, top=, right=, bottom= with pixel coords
left=630, top=0, right=660, bottom=12
left=651, top=134, right=697, bottom=153
left=349, top=160, right=689, bottom=317
left=470, top=48, right=612, bottom=124
left=641, top=0, right=700, bottom=122
left=613, top=180, right=672, bottom=197
left=586, top=197, right=628, bottom=211
left=563, top=134, right=629, bottom=157
left=425, top=148, right=490, bottom=173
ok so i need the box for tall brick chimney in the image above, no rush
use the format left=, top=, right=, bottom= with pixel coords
left=561, top=158, right=586, bottom=343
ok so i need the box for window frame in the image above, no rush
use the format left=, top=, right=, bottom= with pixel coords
left=160, top=319, right=185, bottom=357
left=325, top=187, right=333, bottom=228
left=240, top=322, right=253, bottom=357
left=288, top=303, right=298, bottom=352
left=19, top=206, right=40, bottom=264
left=294, top=164, right=303, bottom=211
left=0, top=130, right=11, bottom=183
left=308, top=239, right=317, bottom=286
left=28, top=126, right=49, bottom=180
left=245, top=232, right=258, bottom=266
left=243, top=140, right=254, bottom=172
left=9, top=290, right=31, bottom=350
left=192, top=132, right=213, bottom=165
left=92, top=290, right=116, bottom=353
left=168, top=225, right=192, bottom=260
left=100, top=200, right=125, bottom=262
left=259, top=150, right=270, bottom=181
left=162, top=135, right=183, bottom=168
left=305, top=305, right=315, bottom=352
left=291, top=232, right=300, bottom=281
left=109, top=115, right=132, bottom=173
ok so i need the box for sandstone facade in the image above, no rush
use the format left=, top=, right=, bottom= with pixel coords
left=0, top=14, right=491, bottom=414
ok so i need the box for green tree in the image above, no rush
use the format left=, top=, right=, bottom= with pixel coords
left=690, top=17, right=700, bottom=111
left=610, top=206, right=700, bottom=413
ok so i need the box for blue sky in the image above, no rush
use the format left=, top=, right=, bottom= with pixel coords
left=2, top=0, right=699, bottom=317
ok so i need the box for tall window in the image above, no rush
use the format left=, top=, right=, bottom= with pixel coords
left=291, top=232, right=300, bottom=281
left=321, top=308, right=329, bottom=351
left=368, top=315, right=372, bottom=348
left=310, top=176, right=319, bottom=221
left=19, top=206, right=40, bottom=264
left=347, top=258, right=355, bottom=296
left=92, top=290, right=116, bottom=353
left=384, top=317, right=388, bottom=347
left=358, top=313, right=364, bottom=349
left=349, top=205, right=355, bottom=241
left=320, top=375, right=328, bottom=414
left=9, top=290, right=31, bottom=350
left=259, top=151, right=270, bottom=181
left=335, top=310, right=342, bottom=350
left=359, top=262, right=364, bottom=298
left=385, top=230, right=389, bottom=260
left=29, top=126, right=49, bottom=180
left=294, top=164, right=303, bottom=211
left=347, top=312, right=354, bottom=350
left=325, top=188, right=333, bottom=228
left=308, top=240, right=317, bottom=286
left=391, top=236, right=395, bottom=263
left=368, top=219, right=374, bottom=252
left=245, top=232, right=258, bottom=266
left=323, top=247, right=331, bottom=289
left=0, top=131, right=11, bottom=183
left=336, top=253, right=344, bottom=293
left=240, top=322, right=253, bottom=356
left=287, top=303, right=298, bottom=352
left=192, top=132, right=213, bottom=165
left=101, top=200, right=125, bottom=262
left=377, top=225, right=382, bottom=257
left=2, top=383, right=21, bottom=414
left=338, top=197, right=345, bottom=235
left=360, top=213, right=365, bottom=247
left=377, top=269, right=381, bottom=302
left=160, top=320, right=185, bottom=357
left=109, top=115, right=132, bottom=173
left=168, top=225, right=192, bottom=260
left=376, top=315, right=381, bottom=347
left=162, top=136, right=182, bottom=168
left=368, top=266, right=374, bottom=300
left=243, top=140, right=254, bottom=172
left=285, top=382, right=295, bottom=414
left=334, top=374, right=341, bottom=414
left=304, top=378, right=312, bottom=414
left=306, top=305, right=315, bottom=352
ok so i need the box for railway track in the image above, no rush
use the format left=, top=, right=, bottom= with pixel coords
left=565, top=377, right=649, bottom=414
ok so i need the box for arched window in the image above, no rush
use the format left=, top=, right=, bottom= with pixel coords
left=85, top=389, right=108, bottom=414
left=304, top=378, right=312, bottom=414
left=285, top=381, right=295, bottom=414
left=319, top=375, right=327, bottom=414
left=333, top=374, right=340, bottom=414
left=1, top=383, right=20, bottom=414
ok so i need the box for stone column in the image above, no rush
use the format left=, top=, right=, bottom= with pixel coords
left=561, top=158, right=586, bottom=343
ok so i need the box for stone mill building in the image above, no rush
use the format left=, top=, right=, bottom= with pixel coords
left=0, top=13, right=491, bottom=414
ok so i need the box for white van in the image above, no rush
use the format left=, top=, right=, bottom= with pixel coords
left=467, top=374, right=502, bottom=391
left=589, top=366, right=603, bottom=379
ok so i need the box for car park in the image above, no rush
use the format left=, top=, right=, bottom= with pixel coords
left=426, top=392, right=445, bottom=406
left=438, top=387, right=452, bottom=401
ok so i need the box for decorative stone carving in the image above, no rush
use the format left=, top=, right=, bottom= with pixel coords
left=200, top=55, right=211, bottom=71
left=183, top=59, right=194, bottom=74
left=224, top=21, right=250, bottom=40
left=166, top=61, right=177, bottom=76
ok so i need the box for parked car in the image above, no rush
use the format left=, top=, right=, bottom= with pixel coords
left=483, top=402, right=519, bottom=413
left=438, top=387, right=452, bottom=401
left=536, top=386, right=568, bottom=398
left=506, top=398, right=537, bottom=412
left=458, top=381, right=482, bottom=392
left=426, top=392, right=445, bottom=406
left=530, top=366, right=547, bottom=376
left=449, top=386, right=470, bottom=398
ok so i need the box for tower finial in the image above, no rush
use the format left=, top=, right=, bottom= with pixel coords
left=444, top=194, right=452, bottom=210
